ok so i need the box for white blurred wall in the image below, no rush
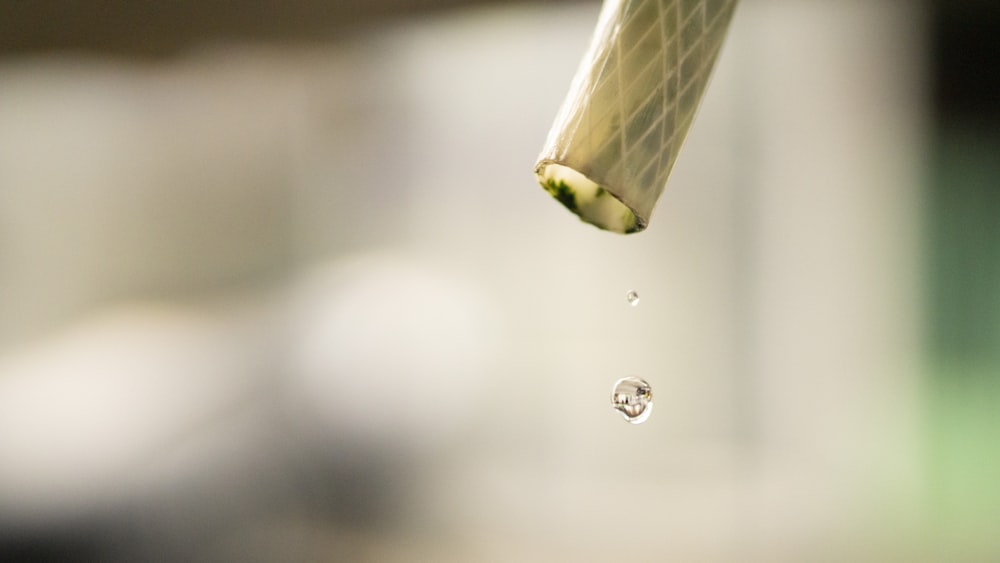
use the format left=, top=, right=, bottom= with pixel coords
left=0, top=1, right=926, bottom=561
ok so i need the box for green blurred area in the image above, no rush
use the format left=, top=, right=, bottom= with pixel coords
left=925, top=123, right=1000, bottom=554
left=923, top=0, right=1000, bottom=550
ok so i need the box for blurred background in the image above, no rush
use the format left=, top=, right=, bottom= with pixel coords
left=0, top=0, right=997, bottom=560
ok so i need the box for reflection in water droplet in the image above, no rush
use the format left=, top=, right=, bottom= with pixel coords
left=611, top=376, right=652, bottom=424
left=626, top=290, right=640, bottom=306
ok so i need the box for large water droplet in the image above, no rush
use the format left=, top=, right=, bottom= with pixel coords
left=611, top=376, right=652, bottom=424
left=626, top=290, right=640, bottom=306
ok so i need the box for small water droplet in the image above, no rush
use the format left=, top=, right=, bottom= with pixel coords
left=626, top=290, right=640, bottom=306
left=611, top=376, right=652, bottom=424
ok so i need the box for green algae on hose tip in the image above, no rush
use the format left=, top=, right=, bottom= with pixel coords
left=543, top=178, right=578, bottom=213
left=538, top=163, right=643, bottom=233
left=541, top=176, right=641, bottom=234
left=622, top=211, right=640, bottom=234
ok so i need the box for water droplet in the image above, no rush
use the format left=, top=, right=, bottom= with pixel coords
left=611, top=376, right=652, bottom=424
left=626, top=290, right=640, bottom=306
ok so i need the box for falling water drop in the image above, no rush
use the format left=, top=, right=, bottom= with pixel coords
left=626, top=290, right=640, bottom=306
left=611, top=376, right=652, bottom=424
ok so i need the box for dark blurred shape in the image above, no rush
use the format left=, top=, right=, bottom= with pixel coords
left=931, top=0, right=1000, bottom=123
left=927, top=0, right=1000, bottom=366
left=0, top=0, right=583, bottom=58
left=0, top=523, right=105, bottom=563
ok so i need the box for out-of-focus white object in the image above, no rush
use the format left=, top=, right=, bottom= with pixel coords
left=0, top=304, right=270, bottom=519
left=285, top=253, right=501, bottom=451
